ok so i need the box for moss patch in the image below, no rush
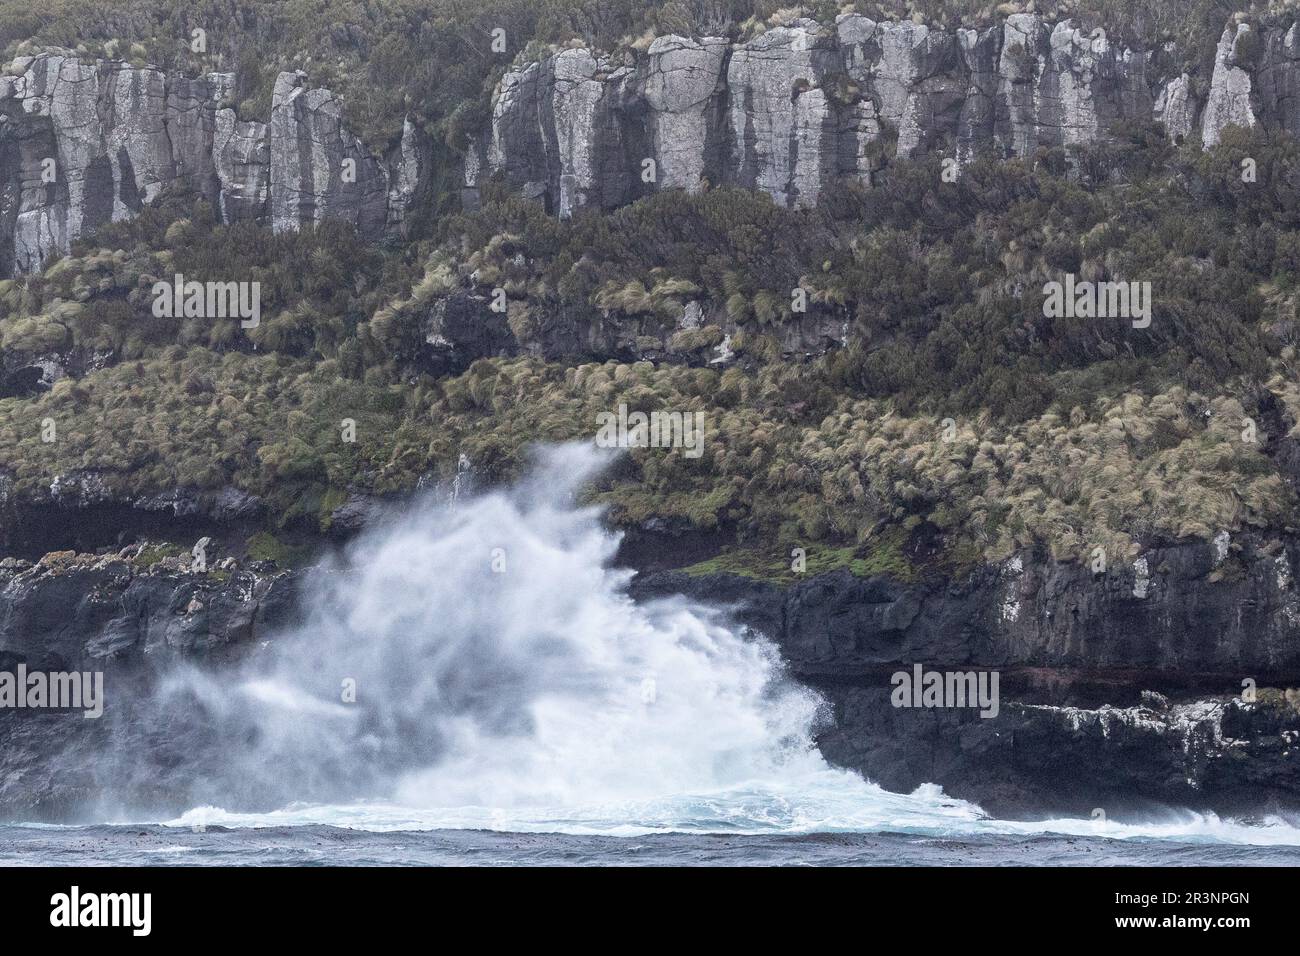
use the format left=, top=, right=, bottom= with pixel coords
left=245, top=531, right=314, bottom=569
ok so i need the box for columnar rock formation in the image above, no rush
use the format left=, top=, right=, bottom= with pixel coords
left=1203, top=23, right=1258, bottom=147
left=268, top=70, right=390, bottom=235
left=480, top=13, right=1300, bottom=216
left=1259, top=22, right=1300, bottom=140
left=0, top=53, right=424, bottom=276
left=3, top=14, right=1300, bottom=275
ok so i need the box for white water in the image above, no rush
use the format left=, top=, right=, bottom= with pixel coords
left=109, top=444, right=1300, bottom=846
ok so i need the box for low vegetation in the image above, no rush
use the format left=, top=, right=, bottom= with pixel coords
left=1, top=5, right=1299, bottom=576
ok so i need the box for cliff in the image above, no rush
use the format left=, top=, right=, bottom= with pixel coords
left=4, top=526, right=1300, bottom=819
left=632, top=530, right=1300, bottom=815
left=471, top=14, right=1291, bottom=215
left=0, top=53, right=424, bottom=276
left=2, top=12, right=1296, bottom=276
left=3, top=4, right=1300, bottom=822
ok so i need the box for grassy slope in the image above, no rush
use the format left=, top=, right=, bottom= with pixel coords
left=2, top=5, right=1300, bottom=574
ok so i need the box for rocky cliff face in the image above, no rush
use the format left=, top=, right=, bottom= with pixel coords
left=4, top=526, right=1300, bottom=819
left=1, top=14, right=1294, bottom=274
left=0, top=546, right=302, bottom=817
left=632, top=530, right=1300, bottom=815
left=1203, top=23, right=1258, bottom=147
left=0, top=53, right=424, bottom=276
left=477, top=13, right=1300, bottom=215
left=636, top=531, right=1300, bottom=692
left=419, top=288, right=847, bottom=374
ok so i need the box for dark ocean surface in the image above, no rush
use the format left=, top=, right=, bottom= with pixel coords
left=4, top=822, right=1299, bottom=866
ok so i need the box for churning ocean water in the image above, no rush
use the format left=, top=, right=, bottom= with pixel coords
left=5, top=818, right=1300, bottom=866
left=6, top=445, right=1300, bottom=867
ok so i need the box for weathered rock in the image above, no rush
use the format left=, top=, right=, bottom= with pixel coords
left=164, top=74, right=222, bottom=202
left=0, top=557, right=297, bottom=668
left=328, top=493, right=389, bottom=536
left=815, top=685, right=1300, bottom=816
left=5, top=523, right=1300, bottom=818
left=211, top=75, right=269, bottom=223
left=0, top=53, right=422, bottom=275
left=1202, top=23, right=1257, bottom=147
left=839, top=17, right=967, bottom=159
left=725, top=21, right=840, bottom=208
left=487, top=61, right=550, bottom=203
left=415, top=282, right=849, bottom=370
left=210, top=487, right=264, bottom=523
left=0, top=557, right=304, bottom=817
left=638, top=534, right=1300, bottom=677
left=476, top=13, right=1300, bottom=209
left=631, top=530, right=1300, bottom=814
left=385, top=116, right=423, bottom=231
left=460, top=134, right=485, bottom=211
left=995, top=16, right=1155, bottom=159
left=421, top=291, right=516, bottom=373
left=956, top=25, right=1002, bottom=163
left=268, top=71, right=388, bottom=236
left=1154, top=72, right=1199, bottom=142
left=552, top=49, right=638, bottom=218
left=6, top=15, right=1300, bottom=264
left=0, top=55, right=229, bottom=274
left=642, top=35, right=727, bottom=192
left=1258, top=22, right=1300, bottom=140
left=487, top=49, right=638, bottom=218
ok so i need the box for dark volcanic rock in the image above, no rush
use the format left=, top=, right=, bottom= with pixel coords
left=632, top=531, right=1300, bottom=815
left=0, top=556, right=298, bottom=668
left=4, top=527, right=1300, bottom=819
left=635, top=534, right=1300, bottom=677
left=816, top=685, right=1300, bottom=817
left=0, top=555, right=302, bottom=818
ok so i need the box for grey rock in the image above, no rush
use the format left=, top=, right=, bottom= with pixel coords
left=328, top=493, right=387, bottom=536
left=995, top=16, right=1155, bottom=160
left=47, top=471, right=112, bottom=508
left=211, top=487, right=264, bottom=522
left=422, top=291, right=515, bottom=372
left=1202, top=23, right=1257, bottom=147
left=1155, top=72, right=1199, bottom=142
left=212, top=107, right=269, bottom=223
left=643, top=35, right=728, bottom=192
left=956, top=25, right=1002, bottom=163
left=460, top=134, right=485, bottom=211
left=0, top=55, right=222, bottom=274
left=0, top=54, right=421, bottom=275
left=840, top=17, right=967, bottom=159
left=725, top=21, right=840, bottom=208
left=268, top=71, right=388, bottom=236
left=550, top=49, right=634, bottom=218
left=478, top=13, right=1300, bottom=209
left=487, top=61, right=549, bottom=203
left=164, top=74, right=221, bottom=202
left=1258, top=22, right=1300, bottom=140
left=132, top=487, right=203, bottom=517
left=487, top=49, right=636, bottom=219
left=385, top=116, right=423, bottom=231
left=632, top=531, right=1300, bottom=814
